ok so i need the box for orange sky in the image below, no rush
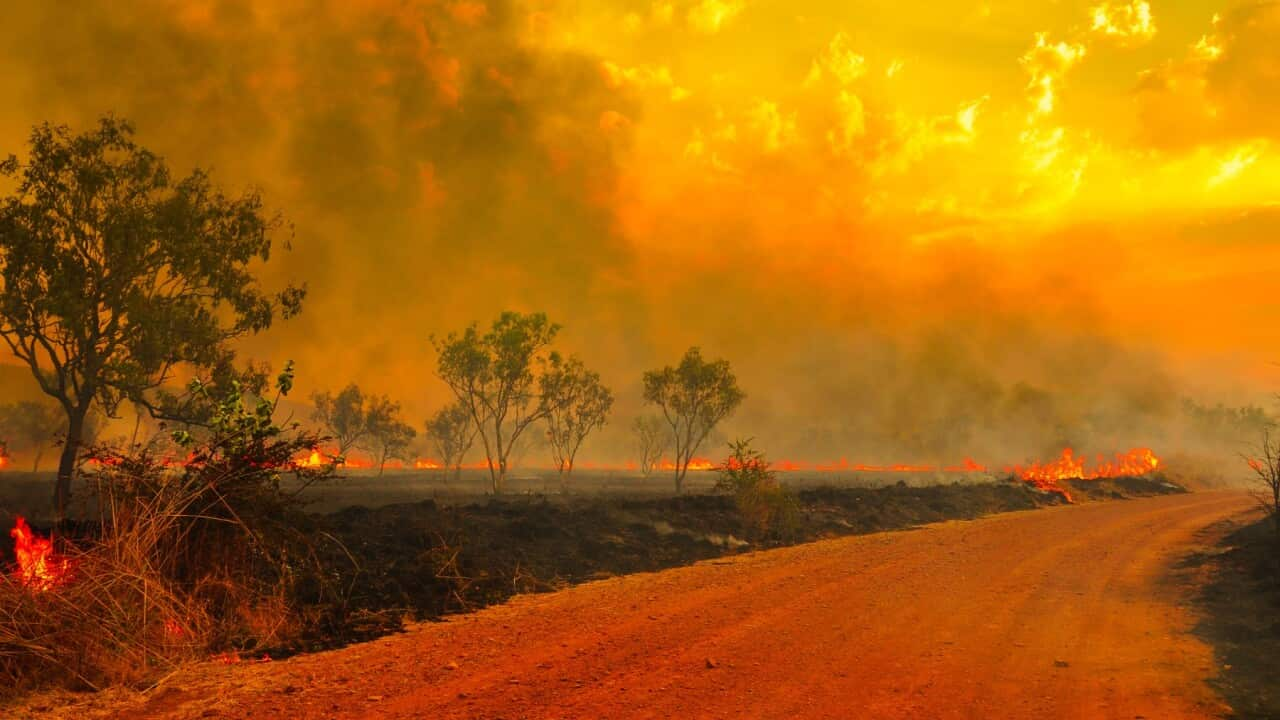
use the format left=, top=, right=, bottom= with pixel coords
left=0, top=0, right=1276, bottom=462
left=546, top=0, right=1280, bottom=370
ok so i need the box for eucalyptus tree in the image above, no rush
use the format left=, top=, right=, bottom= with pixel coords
left=425, top=402, right=477, bottom=482
left=433, top=311, right=562, bottom=494
left=541, top=355, right=613, bottom=479
left=0, top=117, right=304, bottom=515
left=310, top=384, right=371, bottom=457
left=363, top=395, right=416, bottom=475
left=642, top=347, right=744, bottom=493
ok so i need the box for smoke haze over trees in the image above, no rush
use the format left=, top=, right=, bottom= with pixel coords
left=0, top=2, right=1275, bottom=473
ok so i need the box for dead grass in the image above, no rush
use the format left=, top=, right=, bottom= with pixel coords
left=0, top=463, right=306, bottom=697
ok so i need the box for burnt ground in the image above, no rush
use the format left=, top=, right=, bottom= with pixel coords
left=295, top=475, right=1183, bottom=648
left=1186, top=510, right=1280, bottom=720
left=0, top=472, right=1187, bottom=656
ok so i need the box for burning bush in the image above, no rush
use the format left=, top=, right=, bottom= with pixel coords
left=714, top=439, right=799, bottom=539
left=0, top=363, right=344, bottom=696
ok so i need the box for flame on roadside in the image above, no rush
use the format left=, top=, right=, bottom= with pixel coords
left=1005, top=447, right=1161, bottom=502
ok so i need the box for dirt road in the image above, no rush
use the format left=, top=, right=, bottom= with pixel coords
left=90, top=491, right=1256, bottom=720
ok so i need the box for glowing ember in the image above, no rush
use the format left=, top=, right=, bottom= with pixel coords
left=9, top=516, right=72, bottom=591
left=163, top=617, right=186, bottom=638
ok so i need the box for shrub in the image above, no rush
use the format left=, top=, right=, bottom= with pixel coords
left=0, top=363, right=343, bottom=696
left=715, top=439, right=799, bottom=540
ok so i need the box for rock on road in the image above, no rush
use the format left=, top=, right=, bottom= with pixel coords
left=78, top=491, right=1256, bottom=720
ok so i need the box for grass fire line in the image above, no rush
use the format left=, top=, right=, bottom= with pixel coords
left=7, top=446, right=1164, bottom=594
left=220, top=445, right=1164, bottom=503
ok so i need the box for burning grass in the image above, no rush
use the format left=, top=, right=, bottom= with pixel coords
left=1, top=512, right=231, bottom=694
left=0, top=369, right=352, bottom=699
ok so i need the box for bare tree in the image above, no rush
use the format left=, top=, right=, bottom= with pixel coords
left=0, top=401, right=62, bottom=471
left=632, top=415, right=668, bottom=477
left=310, top=384, right=370, bottom=457
left=433, top=311, right=560, bottom=494
left=1247, top=429, right=1280, bottom=544
left=643, top=347, right=745, bottom=493
left=425, top=402, right=477, bottom=482
left=542, top=355, right=613, bottom=480
left=363, top=395, right=416, bottom=476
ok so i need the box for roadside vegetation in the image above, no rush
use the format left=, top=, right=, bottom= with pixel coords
left=1182, top=423, right=1280, bottom=719
left=0, top=366, right=346, bottom=695
left=714, top=439, right=799, bottom=540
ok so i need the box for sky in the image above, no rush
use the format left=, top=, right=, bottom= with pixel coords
left=0, top=0, right=1277, bottom=466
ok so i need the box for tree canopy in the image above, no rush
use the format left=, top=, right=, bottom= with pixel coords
left=433, top=311, right=565, bottom=494
left=362, top=395, right=416, bottom=475
left=310, top=384, right=371, bottom=457
left=541, top=355, right=613, bottom=479
left=643, top=347, right=744, bottom=493
left=424, top=401, right=477, bottom=482
left=0, top=116, right=304, bottom=514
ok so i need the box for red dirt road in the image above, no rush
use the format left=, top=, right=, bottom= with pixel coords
left=89, top=491, right=1255, bottom=720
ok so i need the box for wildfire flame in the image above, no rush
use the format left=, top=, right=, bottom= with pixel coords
left=293, top=448, right=378, bottom=469
left=9, top=516, right=72, bottom=591
left=1006, top=447, right=1161, bottom=501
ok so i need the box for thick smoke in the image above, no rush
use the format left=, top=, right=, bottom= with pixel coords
left=0, top=0, right=1269, bottom=474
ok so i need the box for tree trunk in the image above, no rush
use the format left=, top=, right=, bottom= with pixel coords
left=54, top=408, right=86, bottom=521
left=32, top=447, right=44, bottom=473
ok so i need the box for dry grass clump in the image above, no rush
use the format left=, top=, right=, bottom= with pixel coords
left=0, top=367, right=337, bottom=698
left=714, top=439, right=799, bottom=539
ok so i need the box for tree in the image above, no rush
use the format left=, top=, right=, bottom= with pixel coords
left=362, top=395, right=416, bottom=476
left=433, top=311, right=560, bottom=494
left=425, top=402, right=477, bottom=482
left=1247, top=429, right=1280, bottom=545
left=310, top=384, right=370, bottom=458
left=643, top=347, right=745, bottom=493
left=0, top=401, right=62, bottom=471
left=0, top=117, right=304, bottom=517
left=541, top=355, right=613, bottom=481
left=632, top=415, right=668, bottom=477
